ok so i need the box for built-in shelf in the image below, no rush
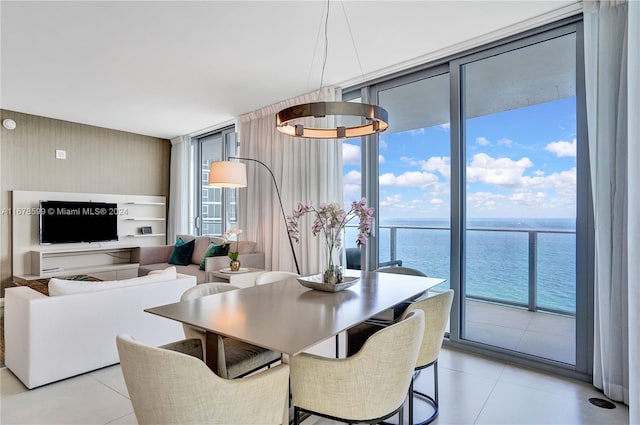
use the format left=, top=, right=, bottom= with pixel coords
left=125, top=233, right=166, bottom=238
left=23, top=246, right=140, bottom=280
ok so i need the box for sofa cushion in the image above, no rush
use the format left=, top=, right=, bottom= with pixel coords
left=199, top=243, right=230, bottom=270
left=49, top=267, right=177, bottom=296
left=177, top=234, right=216, bottom=265
left=169, top=238, right=195, bottom=266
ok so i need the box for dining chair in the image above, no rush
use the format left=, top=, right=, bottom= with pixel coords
left=290, top=310, right=425, bottom=425
left=346, top=266, right=429, bottom=355
left=399, top=289, right=454, bottom=425
left=254, top=271, right=299, bottom=285
left=347, top=290, right=454, bottom=425
left=180, top=282, right=281, bottom=378
left=116, top=334, right=289, bottom=425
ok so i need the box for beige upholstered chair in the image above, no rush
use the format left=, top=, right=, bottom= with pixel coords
left=348, top=290, right=454, bottom=425
left=255, top=271, right=299, bottom=285
left=290, top=310, right=425, bottom=425
left=181, top=282, right=281, bottom=378
left=400, top=289, right=454, bottom=425
left=347, top=266, right=429, bottom=355
left=116, top=335, right=289, bottom=425
left=376, top=266, right=428, bottom=277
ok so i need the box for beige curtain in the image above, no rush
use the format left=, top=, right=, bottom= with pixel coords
left=237, top=87, right=343, bottom=274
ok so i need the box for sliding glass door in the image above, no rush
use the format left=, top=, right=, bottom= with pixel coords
left=344, top=19, right=590, bottom=375
left=458, top=31, right=579, bottom=364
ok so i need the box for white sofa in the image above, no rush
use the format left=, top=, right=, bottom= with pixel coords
left=4, top=271, right=196, bottom=389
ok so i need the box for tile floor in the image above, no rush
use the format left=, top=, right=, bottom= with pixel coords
left=465, top=300, right=576, bottom=364
left=1, top=347, right=628, bottom=425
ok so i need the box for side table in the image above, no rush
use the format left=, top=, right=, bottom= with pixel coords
left=207, top=268, right=265, bottom=288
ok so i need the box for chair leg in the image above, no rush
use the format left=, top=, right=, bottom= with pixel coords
left=293, top=406, right=300, bottom=425
left=398, top=405, right=404, bottom=425
left=412, top=361, right=439, bottom=425
left=409, top=378, right=414, bottom=425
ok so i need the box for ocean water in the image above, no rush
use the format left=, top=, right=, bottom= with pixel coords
left=347, top=218, right=576, bottom=313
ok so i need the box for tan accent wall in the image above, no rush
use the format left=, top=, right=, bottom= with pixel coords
left=0, top=110, right=171, bottom=295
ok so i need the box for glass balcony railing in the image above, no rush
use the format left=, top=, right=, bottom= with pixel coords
left=346, top=224, right=576, bottom=317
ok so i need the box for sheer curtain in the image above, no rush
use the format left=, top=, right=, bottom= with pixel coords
left=627, top=1, right=639, bottom=421
left=167, top=135, right=191, bottom=243
left=584, top=1, right=637, bottom=414
left=237, top=87, right=343, bottom=274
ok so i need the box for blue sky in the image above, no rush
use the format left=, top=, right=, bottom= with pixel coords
left=343, top=97, right=577, bottom=221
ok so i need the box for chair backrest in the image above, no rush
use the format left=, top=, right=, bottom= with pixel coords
left=337, top=311, right=424, bottom=419
left=180, top=283, right=239, bottom=339
left=374, top=266, right=427, bottom=277
left=254, top=271, right=298, bottom=285
left=116, top=334, right=289, bottom=425
left=401, top=289, right=454, bottom=368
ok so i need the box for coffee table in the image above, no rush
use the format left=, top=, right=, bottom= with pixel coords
left=206, top=267, right=265, bottom=288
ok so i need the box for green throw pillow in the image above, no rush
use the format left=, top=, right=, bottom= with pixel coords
left=199, top=243, right=230, bottom=270
left=168, top=238, right=195, bottom=266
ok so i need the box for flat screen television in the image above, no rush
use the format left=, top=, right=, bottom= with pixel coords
left=39, top=200, right=119, bottom=244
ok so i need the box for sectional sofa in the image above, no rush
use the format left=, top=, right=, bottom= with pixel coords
left=4, top=268, right=196, bottom=389
left=138, top=234, right=265, bottom=283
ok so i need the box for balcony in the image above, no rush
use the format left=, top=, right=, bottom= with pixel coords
left=348, top=223, right=576, bottom=365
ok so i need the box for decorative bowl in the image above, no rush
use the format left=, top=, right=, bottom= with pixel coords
left=296, top=274, right=360, bottom=292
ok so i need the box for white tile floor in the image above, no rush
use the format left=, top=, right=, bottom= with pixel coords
left=1, top=347, right=628, bottom=425
left=465, top=300, right=576, bottom=364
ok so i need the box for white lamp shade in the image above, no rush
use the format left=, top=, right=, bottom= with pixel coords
left=208, top=161, right=247, bottom=188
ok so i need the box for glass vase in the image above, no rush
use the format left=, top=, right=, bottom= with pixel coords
left=321, top=230, right=346, bottom=284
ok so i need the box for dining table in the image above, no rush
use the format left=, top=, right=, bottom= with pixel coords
left=145, top=270, right=446, bottom=372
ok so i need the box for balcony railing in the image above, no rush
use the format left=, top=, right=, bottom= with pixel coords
left=348, top=224, right=576, bottom=317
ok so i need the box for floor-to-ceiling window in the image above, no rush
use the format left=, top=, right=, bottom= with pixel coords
left=191, top=127, right=238, bottom=236
left=344, top=18, right=589, bottom=376
left=457, top=30, right=578, bottom=365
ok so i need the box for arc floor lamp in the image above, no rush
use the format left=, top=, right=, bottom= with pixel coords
left=209, top=157, right=301, bottom=275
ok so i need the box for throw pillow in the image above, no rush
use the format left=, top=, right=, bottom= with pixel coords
left=199, top=242, right=230, bottom=270
left=168, top=238, right=195, bottom=266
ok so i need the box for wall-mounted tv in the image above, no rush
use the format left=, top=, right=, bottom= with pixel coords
left=39, top=200, right=119, bottom=244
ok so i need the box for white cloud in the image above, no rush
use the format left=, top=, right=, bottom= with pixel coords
left=379, top=139, right=388, bottom=150
left=467, top=192, right=506, bottom=210
left=545, top=138, right=576, bottom=157
left=467, top=153, right=534, bottom=186
left=420, top=156, right=451, bottom=179
left=533, top=170, right=545, bottom=176
left=379, top=171, right=439, bottom=188
left=476, top=137, right=491, bottom=146
left=497, top=138, right=513, bottom=147
left=430, top=198, right=444, bottom=205
left=400, top=156, right=419, bottom=166
left=342, top=143, right=360, bottom=165
left=439, top=123, right=451, bottom=131
left=409, top=128, right=425, bottom=136
left=343, top=170, right=361, bottom=184
left=380, top=194, right=404, bottom=207
left=379, top=154, right=385, bottom=164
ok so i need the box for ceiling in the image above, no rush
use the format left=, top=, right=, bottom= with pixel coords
left=0, top=1, right=580, bottom=139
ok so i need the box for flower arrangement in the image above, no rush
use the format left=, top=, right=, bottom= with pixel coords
left=223, top=228, right=243, bottom=262
left=287, top=198, right=374, bottom=283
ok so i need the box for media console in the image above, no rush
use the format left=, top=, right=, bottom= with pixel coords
left=20, top=246, right=140, bottom=281
left=11, top=190, right=166, bottom=280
